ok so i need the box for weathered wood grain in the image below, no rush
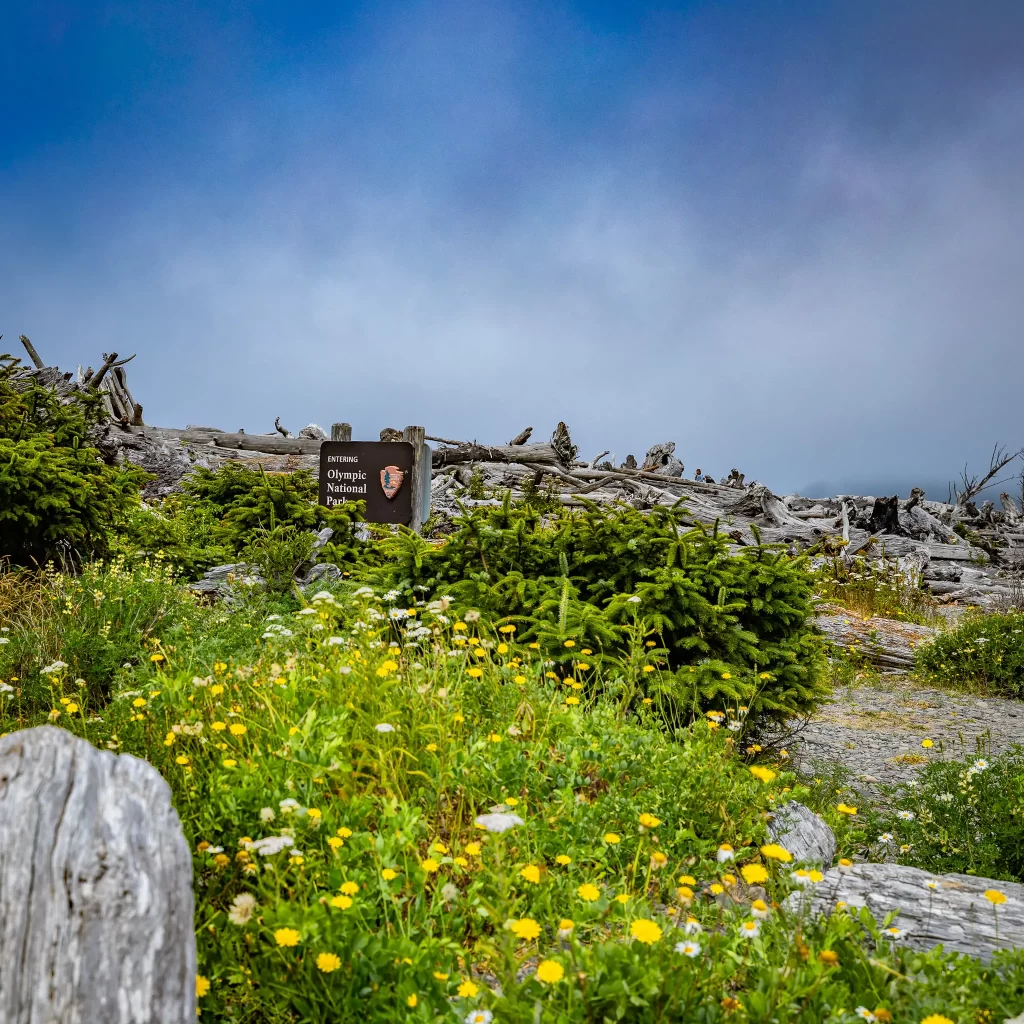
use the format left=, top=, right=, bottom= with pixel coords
left=0, top=726, right=196, bottom=1023
left=786, top=862, right=1024, bottom=962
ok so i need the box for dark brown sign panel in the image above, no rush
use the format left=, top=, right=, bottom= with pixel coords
left=319, top=441, right=414, bottom=524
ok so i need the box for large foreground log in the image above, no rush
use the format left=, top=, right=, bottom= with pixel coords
left=786, top=862, right=1024, bottom=963
left=0, top=726, right=196, bottom=1023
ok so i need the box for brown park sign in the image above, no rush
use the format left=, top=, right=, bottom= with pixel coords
left=319, top=441, right=415, bottom=524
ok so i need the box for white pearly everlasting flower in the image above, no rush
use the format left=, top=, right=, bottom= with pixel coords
left=248, top=835, right=295, bottom=857
left=473, top=812, right=524, bottom=833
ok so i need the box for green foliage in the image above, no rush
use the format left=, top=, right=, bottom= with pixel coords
left=916, top=610, right=1024, bottom=696
left=865, top=747, right=1024, bottom=882
left=0, top=354, right=146, bottom=565
left=118, top=463, right=367, bottom=579
left=3, top=588, right=1021, bottom=1024
left=814, top=551, right=940, bottom=625
left=378, top=499, right=828, bottom=726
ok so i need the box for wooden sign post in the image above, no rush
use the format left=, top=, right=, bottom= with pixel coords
left=319, top=425, right=430, bottom=533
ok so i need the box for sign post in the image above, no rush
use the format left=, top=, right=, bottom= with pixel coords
left=319, top=426, right=431, bottom=532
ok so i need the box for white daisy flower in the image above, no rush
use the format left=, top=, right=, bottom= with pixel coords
left=675, top=940, right=702, bottom=957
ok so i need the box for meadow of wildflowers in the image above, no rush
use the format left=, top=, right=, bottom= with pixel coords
left=2, top=568, right=1024, bottom=1023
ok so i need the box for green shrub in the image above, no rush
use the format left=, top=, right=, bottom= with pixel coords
left=916, top=610, right=1024, bottom=696
left=377, top=500, right=828, bottom=726
left=865, top=746, right=1024, bottom=882
left=118, top=464, right=367, bottom=579
left=0, top=354, right=146, bottom=565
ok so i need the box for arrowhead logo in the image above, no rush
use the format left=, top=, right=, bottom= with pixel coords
left=380, top=466, right=404, bottom=500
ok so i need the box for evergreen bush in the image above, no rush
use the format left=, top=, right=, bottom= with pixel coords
left=380, top=498, right=828, bottom=724
left=0, top=354, right=146, bottom=565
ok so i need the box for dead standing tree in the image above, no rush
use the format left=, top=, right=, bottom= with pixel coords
left=950, top=443, right=1024, bottom=511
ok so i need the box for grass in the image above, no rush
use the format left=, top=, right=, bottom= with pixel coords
left=3, top=566, right=1024, bottom=1022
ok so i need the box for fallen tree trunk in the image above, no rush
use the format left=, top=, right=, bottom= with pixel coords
left=119, top=424, right=323, bottom=455
left=0, top=726, right=196, bottom=1022
left=432, top=441, right=563, bottom=469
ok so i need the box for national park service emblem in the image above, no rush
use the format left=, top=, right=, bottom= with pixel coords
left=380, top=465, right=404, bottom=500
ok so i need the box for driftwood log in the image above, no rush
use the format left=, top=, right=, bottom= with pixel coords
left=0, top=726, right=196, bottom=1023
left=432, top=441, right=563, bottom=469
left=786, top=862, right=1024, bottom=963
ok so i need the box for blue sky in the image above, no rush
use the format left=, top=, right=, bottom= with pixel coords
left=4, top=1, right=1023, bottom=496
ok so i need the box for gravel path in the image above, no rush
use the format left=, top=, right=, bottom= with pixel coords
left=791, top=682, right=1023, bottom=790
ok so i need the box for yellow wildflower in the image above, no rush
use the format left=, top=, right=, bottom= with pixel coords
left=317, top=952, right=342, bottom=973
left=535, top=959, right=564, bottom=983
left=274, top=927, right=301, bottom=947
left=629, top=919, right=663, bottom=944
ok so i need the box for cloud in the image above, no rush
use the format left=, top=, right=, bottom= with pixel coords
left=2, top=2, right=1022, bottom=497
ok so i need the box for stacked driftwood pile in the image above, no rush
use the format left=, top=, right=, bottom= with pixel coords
left=9, top=339, right=1024, bottom=613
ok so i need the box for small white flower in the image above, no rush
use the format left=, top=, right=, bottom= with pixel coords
left=326, top=637, right=345, bottom=646
left=355, top=586, right=375, bottom=597
left=465, top=1011, right=494, bottom=1024
left=266, top=614, right=282, bottom=621
left=883, top=926, right=902, bottom=938
left=464, top=609, right=481, bottom=622
left=626, top=595, right=642, bottom=604
left=675, top=940, right=702, bottom=957
left=716, top=845, right=735, bottom=863
left=441, top=882, right=459, bottom=901
left=259, top=807, right=275, bottom=823
left=296, top=607, right=318, bottom=616
left=228, top=892, right=257, bottom=925
left=474, top=812, right=524, bottom=833
left=682, top=917, right=702, bottom=935
left=0, top=683, right=13, bottom=693
left=375, top=723, right=396, bottom=733
left=0, top=637, right=9, bottom=645
left=279, top=798, right=300, bottom=814
left=897, top=810, right=915, bottom=821
left=926, top=880, right=939, bottom=891
left=877, top=833, right=895, bottom=843
left=738, top=919, right=760, bottom=939
left=389, top=608, right=408, bottom=620
left=311, top=591, right=334, bottom=602
left=41, top=661, right=69, bottom=674
left=338, top=665, right=352, bottom=675
left=855, top=1008, right=876, bottom=1022
left=972, top=759, right=990, bottom=772
left=206, top=846, right=224, bottom=855
left=249, top=835, right=294, bottom=856
left=727, top=720, right=742, bottom=731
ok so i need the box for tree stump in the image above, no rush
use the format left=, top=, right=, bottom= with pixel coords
left=0, top=726, right=196, bottom=1023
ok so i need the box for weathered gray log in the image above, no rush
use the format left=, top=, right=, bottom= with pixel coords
left=766, top=801, right=836, bottom=866
left=640, top=441, right=684, bottom=477
left=119, top=424, right=323, bottom=455
left=18, top=334, right=45, bottom=369
left=785, top=862, right=1024, bottom=962
left=814, top=605, right=938, bottom=670
left=432, top=441, right=563, bottom=469
left=0, top=726, right=196, bottom=1022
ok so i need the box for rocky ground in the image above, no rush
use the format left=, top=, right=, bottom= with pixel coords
left=791, top=678, right=1023, bottom=790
